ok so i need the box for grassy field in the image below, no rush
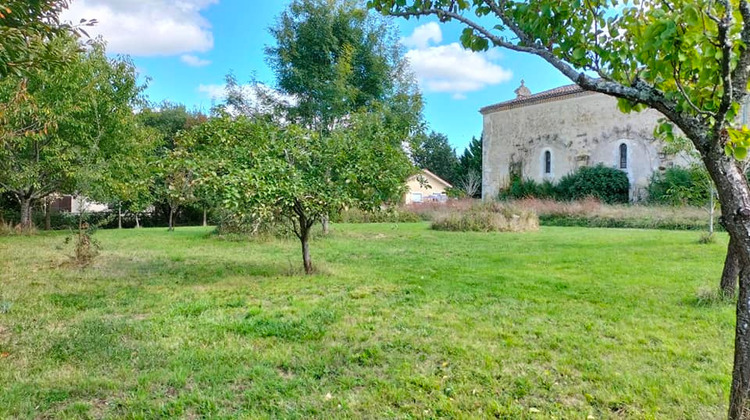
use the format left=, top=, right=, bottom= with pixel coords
left=0, top=224, right=737, bottom=418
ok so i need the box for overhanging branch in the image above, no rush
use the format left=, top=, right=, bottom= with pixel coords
left=387, top=5, right=709, bottom=146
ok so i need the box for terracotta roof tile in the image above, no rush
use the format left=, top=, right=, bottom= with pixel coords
left=480, top=84, right=591, bottom=114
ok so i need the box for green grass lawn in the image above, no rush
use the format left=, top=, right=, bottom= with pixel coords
left=0, top=224, right=736, bottom=418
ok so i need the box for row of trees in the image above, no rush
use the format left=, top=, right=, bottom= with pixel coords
left=0, top=0, right=427, bottom=273
left=0, top=30, right=212, bottom=232
left=0, top=34, right=152, bottom=228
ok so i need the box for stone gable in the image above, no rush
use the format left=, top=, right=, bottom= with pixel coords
left=480, top=83, right=695, bottom=201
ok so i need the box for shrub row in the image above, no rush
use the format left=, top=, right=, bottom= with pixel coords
left=338, top=198, right=713, bottom=232
left=500, top=165, right=630, bottom=204
left=539, top=215, right=711, bottom=231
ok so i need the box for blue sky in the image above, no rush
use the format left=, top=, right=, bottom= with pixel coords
left=62, top=0, right=570, bottom=152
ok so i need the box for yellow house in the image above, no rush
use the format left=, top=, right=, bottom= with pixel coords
left=404, top=169, right=453, bottom=204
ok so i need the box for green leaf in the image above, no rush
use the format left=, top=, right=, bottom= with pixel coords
left=735, top=146, right=748, bottom=160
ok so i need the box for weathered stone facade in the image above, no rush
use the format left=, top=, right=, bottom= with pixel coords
left=480, top=82, right=695, bottom=201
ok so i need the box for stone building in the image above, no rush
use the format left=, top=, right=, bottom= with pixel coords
left=480, top=80, right=697, bottom=201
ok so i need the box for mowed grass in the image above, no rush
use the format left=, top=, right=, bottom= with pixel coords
left=0, top=224, right=736, bottom=419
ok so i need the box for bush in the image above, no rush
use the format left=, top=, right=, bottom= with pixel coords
left=647, top=167, right=709, bottom=206
left=500, top=177, right=556, bottom=200
left=431, top=203, right=539, bottom=232
left=556, top=165, right=629, bottom=204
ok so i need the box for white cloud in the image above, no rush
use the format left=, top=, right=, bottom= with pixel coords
left=401, top=22, right=442, bottom=49
left=198, top=82, right=297, bottom=111
left=197, top=83, right=229, bottom=101
left=181, top=54, right=211, bottom=67
left=403, top=24, right=513, bottom=99
left=61, top=0, right=217, bottom=56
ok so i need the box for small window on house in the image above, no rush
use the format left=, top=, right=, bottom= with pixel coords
left=619, top=143, right=628, bottom=169
left=411, top=192, right=423, bottom=203
left=544, top=150, right=552, bottom=174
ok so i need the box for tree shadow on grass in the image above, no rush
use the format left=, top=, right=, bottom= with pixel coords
left=92, top=254, right=327, bottom=286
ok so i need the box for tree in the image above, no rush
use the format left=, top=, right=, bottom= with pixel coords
left=157, top=148, right=195, bottom=232
left=412, top=131, right=460, bottom=184
left=458, top=135, right=483, bottom=197
left=139, top=102, right=205, bottom=151
left=458, top=170, right=482, bottom=198
left=97, top=128, right=159, bottom=229
left=368, top=1, right=750, bottom=417
left=267, top=0, right=419, bottom=133
left=0, top=0, right=92, bottom=77
left=139, top=103, right=208, bottom=229
left=0, top=35, right=147, bottom=229
left=267, top=0, right=424, bottom=232
left=186, top=110, right=412, bottom=274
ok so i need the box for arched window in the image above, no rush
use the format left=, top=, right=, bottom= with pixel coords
left=544, top=150, right=552, bottom=174
left=619, top=143, right=628, bottom=169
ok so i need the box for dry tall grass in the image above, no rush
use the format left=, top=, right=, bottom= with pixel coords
left=513, top=198, right=711, bottom=230
left=430, top=202, right=539, bottom=232
left=0, top=220, right=37, bottom=236
left=405, top=198, right=713, bottom=231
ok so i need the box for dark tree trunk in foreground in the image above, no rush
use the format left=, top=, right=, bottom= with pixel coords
left=724, top=237, right=741, bottom=297
left=703, top=151, right=750, bottom=420
left=731, top=264, right=750, bottom=419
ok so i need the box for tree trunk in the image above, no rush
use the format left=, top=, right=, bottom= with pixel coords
left=19, top=197, right=33, bottom=229
left=701, top=150, right=750, bottom=419
left=203, top=207, right=207, bottom=227
left=118, top=203, right=123, bottom=229
left=731, top=264, right=750, bottom=420
left=724, top=237, right=741, bottom=298
left=168, top=206, right=175, bottom=232
left=322, top=215, right=329, bottom=235
left=135, top=213, right=140, bottom=228
left=301, top=225, right=313, bottom=274
left=44, top=199, right=51, bottom=231
left=710, top=189, right=716, bottom=235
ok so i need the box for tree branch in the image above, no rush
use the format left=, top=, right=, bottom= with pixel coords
left=387, top=6, right=710, bottom=147
left=731, top=0, right=750, bottom=105
left=715, top=0, right=735, bottom=130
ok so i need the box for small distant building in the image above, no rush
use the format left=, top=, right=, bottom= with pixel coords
left=404, top=169, right=452, bottom=204
left=49, top=195, right=109, bottom=214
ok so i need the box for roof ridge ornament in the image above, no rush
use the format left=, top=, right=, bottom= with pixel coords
left=514, top=79, right=531, bottom=98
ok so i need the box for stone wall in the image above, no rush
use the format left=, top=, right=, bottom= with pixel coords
left=481, top=90, right=693, bottom=201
